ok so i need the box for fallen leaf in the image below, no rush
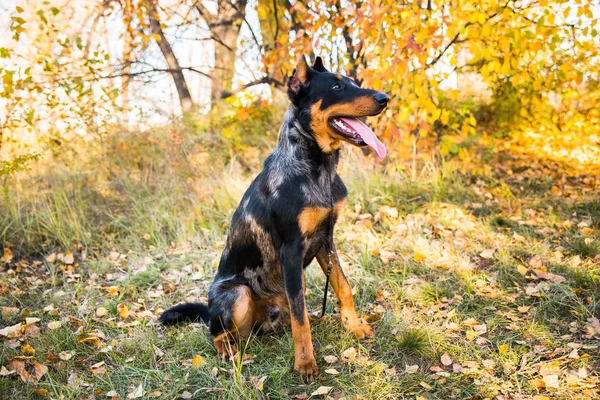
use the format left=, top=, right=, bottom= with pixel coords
left=2, top=248, right=13, bottom=263
left=9, top=358, right=35, bottom=383
left=255, top=375, right=267, bottom=391
left=191, top=354, right=204, bottom=370
left=498, top=344, right=509, bottom=354
left=405, top=364, right=419, bottom=374
left=21, top=344, right=35, bottom=355
left=63, top=251, right=74, bottom=265
left=127, top=384, right=144, bottom=399
left=1, top=306, right=19, bottom=319
left=0, top=366, right=15, bottom=376
left=179, top=391, right=192, bottom=399
left=90, top=361, right=107, bottom=376
left=325, top=368, right=340, bottom=375
left=105, top=390, right=118, bottom=397
left=117, top=303, right=130, bottom=319
left=480, top=249, right=495, bottom=259
left=47, top=321, right=62, bottom=330
left=96, top=307, right=108, bottom=317
left=323, top=355, right=338, bottom=363
left=34, top=362, right=48, bottom=381
left=413, top=253, right=425, bottom=262
left=542, top=374, right=559, bottom=389
left=32, top=389, right=48, bottom=396
left=310, top=386, right=332, bottom=397
left=517, top=265, right=529, bottom=275
left=518, top=306, right=531, bottom=313
left=0, top=322, right=22, bottom=338
left=341, top=347, right=357, bottom=362
left=441, top=352, right=452, bottom=366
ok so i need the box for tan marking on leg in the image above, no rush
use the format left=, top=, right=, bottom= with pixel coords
left=290, top=307, right=319, bottom=382
left=316, top=246, right=374, bottom=339
left=232, top=286, right=255, bottom=336
left=213, top=332, right=238, bottom=360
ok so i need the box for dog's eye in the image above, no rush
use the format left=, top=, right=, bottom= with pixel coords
left=331, top=82, right=342, bottom=90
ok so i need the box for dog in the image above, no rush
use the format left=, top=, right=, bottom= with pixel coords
left=159, top=55, right=389, bottom=382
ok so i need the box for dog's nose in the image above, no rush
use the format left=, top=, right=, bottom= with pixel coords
left=374, top=92, right=390, bottom=106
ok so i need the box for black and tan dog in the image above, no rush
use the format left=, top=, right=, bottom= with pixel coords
left=160, top=55, right=389, bottom=381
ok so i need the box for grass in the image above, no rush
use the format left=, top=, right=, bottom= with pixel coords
left=1, top=121, right=599, bottom=399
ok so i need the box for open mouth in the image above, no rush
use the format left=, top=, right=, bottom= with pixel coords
left=328, top=116, right=387, bottom=159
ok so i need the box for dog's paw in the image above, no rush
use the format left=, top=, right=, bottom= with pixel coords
left=349, top=323, right=374, bottom=339
left=294, top=358, right=319, bottom=383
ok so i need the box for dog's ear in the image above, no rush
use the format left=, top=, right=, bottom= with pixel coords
left=288, top=55, right=311, bottom=100
left=312, top=56, right=328, bottom=73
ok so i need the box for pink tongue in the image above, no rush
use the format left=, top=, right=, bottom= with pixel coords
left=340, top=117, right=387, bottom=159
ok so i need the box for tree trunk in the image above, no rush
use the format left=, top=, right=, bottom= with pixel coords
left=121, top=0, right=134, bottom=123
left=207, top=1, right=246, bottom=102
left=147, top=0, right=194, bottom=113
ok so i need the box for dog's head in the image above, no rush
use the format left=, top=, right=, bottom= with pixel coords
left=288, top=55, right=389, bottom=158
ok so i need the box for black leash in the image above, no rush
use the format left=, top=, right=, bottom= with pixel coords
left=318, top=158, right=336, bottom=318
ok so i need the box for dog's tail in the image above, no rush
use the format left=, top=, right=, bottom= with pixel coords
left=158, top=303, right=210, bottom=325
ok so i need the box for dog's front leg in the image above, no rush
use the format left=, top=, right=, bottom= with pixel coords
left=281, top=241, right=319, bottom=382
left=316, top=246, right=374, bottom=339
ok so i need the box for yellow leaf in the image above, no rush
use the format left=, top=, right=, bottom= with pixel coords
left=440, top=110, right=450, bottom=125
left=498, top=344, right=509, bottom=354
left=413, top=253, right=424, bottom=262
left=117, top=303, right=130, bottom=319
left=21, top=344, right=35, bottom=354
left=517, top=265, right=528, bottom=275
left=191, top=354, right=204, bottom=370
left=2, top=248, right=13, bottom=262
left=466, top=330, right=477, bottom=341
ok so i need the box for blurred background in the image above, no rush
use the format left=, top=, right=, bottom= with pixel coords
left=1, top=0, right=599, bottom=258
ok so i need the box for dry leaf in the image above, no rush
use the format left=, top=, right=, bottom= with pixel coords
left=1, top=306, right=19, bottom=319
left=90, top=361, right=107, bottom=376
left=323, top=355, right=338, bottom=363
left=127, top=384, right=144, bottom=399
left=117, top=303, right=130, bottom=319
left=255, top=375, right=267, bottom=391
left=47, top=321, right=62, bottom=330
left=34, top=362, right=48, bottom=381
left=542, top=374, right=559, bottom=389
left=413, top=253, right=424, bottom=262
left=310, top=386, right=332, bottom=397
left=341, top=347, right=357, bottom=362
left=405, top=364, right=419, bottom=374
left=518, top=306, right=531, bottom=313
left=63, top=250, right=74, bottom=265
left=480, top=249, right=495, bottom=259
left=325, top=368, right=340, bottom=375
left=21, top=344, right=35, bottom=355
left=179, top=391, right=192, bottom=399
left=441, top=352, right=452, bottom=366
left=517, top=265, right=529, bottom=275
left=498, top=344, right=509, bottom=354
left=96, top=307, right=108, bottom=317
left=0, top=322, right=23, bottom=338
left=191, top=354, right=204, bottom=370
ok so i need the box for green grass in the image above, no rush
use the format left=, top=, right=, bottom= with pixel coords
left=1, top=124, right=599, bottom=399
